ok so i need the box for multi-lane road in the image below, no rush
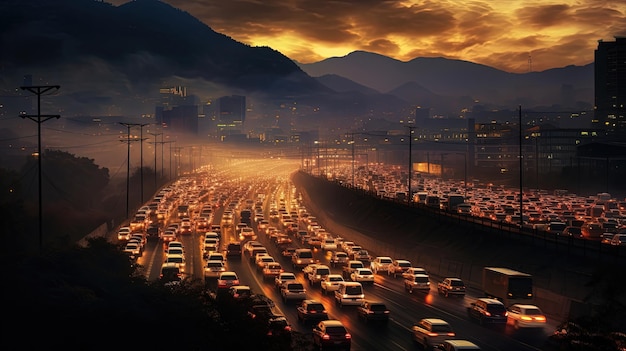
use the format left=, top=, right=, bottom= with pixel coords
left=123, top=159, right=558, bottom=350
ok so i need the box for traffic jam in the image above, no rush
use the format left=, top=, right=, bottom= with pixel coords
left=114, top=160, right=570, bottom=351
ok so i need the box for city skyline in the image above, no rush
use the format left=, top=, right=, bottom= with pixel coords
left=108, top=0, right=626, bottom=73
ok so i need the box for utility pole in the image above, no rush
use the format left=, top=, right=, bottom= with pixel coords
left=518, top=105, right=524, bottom=228
left=173, top=146, right=184, bottom=178
left=20, top=85, right=60, bottom=252
left=119, top=122, right=144, bottom=218
left=148, top=132, right=162, bottom=192
left=138, top=123, right=148, bottom=204
left=407, top=126, right=416, bottom=205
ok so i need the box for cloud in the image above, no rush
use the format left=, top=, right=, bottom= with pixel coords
left=108, top=0, right=626, bottom=72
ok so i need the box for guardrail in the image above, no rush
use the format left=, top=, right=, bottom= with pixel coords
left=336, top=180, right=626, bottom=262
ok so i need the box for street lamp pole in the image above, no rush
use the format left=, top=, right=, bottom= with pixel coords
left=518, top=105, right=524, bottom=228
left=407, top=126, right=415, bottom=205
left=148, top=132, right=162, bottom=192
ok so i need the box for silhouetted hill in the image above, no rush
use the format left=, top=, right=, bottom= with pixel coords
left=298, top=51, right=594, bottom=115
left=314, top=74, right=381, bottom=95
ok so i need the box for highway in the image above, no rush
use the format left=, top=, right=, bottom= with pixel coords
left=125, top=159, right=559, bottom=350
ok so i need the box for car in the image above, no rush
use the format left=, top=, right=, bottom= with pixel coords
left=281, top=247, right=297, bottom=258
left=350, top=268, right=375, bottom=285
left=226, top=242, right=242, bottom=258
left=296, top=299, right=329, bottom=324
left=204, top=260, right=226, bottom=278
left=165, top=246, right=185, bottom=260
left=164, top=254, right=185, bottom=273
left=123, top=241, right=142, bottom=259
left=562, top=225, right=583, bottom=238
left=244, top=240, right=264, bottom=256
left=321, top=238, right=337, bottom=251
left=117, top=226, right=131, bottom=241
left=320, top=274, right=345, bottom=295
left=404, top=273, right=431, bottom=293
left=160, top=262, right=182, bottom=285
left=402, top=267, right=428, bottom=279
left=356, top=301, right=390, bottom=323
left=249, top=247, right=269, bottom=263
left=217, top=271, right=240, bottom=289
left=161, top=229, right=177, bottom=242
left=275, top=272, right=297, bottom=290
left=437, top=277, right=466, bottom=297
left=434, top=340, right=481, bottom=351
left=412, top=318, right=456, bottom=350
left=312, top=320, right=351, bottom=351
left=370, top=256, right=394, bottom=274
left=305, top=264, right=331, bottom=286
left=306, top=236, right=322, bottom=249
left=387, top=259, right=412, bottom=277
left=206, top=252, right=225, bottom=264
left=265, top=315, right=293, bottom=341
left=329, top=251, right=349, bottom=267
left=610, top=233, right=626, bottom=246
left=167, top=241, right=185, bottom=253
left=280, top=282, right=306, bottom=303
left=334, top=281, right=364, bottom=306
left=506, top=304, right=547, bottom=329
left=238, top=227, right=256, bottom=241
left=202, top=238, right=219, bottom=256
left=467, top=298, right=508, bottom=326
left=262, top=262, right=284, bottom=281
left=255, top=255, right=275, bottom=272
left=228, top=285, right=252, bottom=300
left=292, top=248, right=316, bottom=268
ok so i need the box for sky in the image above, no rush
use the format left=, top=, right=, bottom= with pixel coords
left=115, top=1, right=623, bottom=72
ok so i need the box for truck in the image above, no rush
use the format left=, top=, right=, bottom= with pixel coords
left=482, top=267, right=533, bottom=307
left=446, top=194, right=465, bottom=212
left=239, top=209, right=252, bottom=227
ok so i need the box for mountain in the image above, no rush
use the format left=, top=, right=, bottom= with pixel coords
left=298, top=51, right=594, bottom=115
left=5, top=0, right=393, bottom=124
left=314, top=74, right=380, bottom=95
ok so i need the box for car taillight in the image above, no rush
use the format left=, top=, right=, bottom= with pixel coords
left=484, top=311, right=491, bottom=316
left=447, top=332, right=455, bottom=337
left=427, top=332, right=439, bottom=337
left=535, top=316, right=547, bottom=322
left=521, top=316, right=533, bottom=321
left=284, top=326, right=291, bottom=331
left=345, top=333, right=351, bottom=339
left=322, top=334, right=330, bottom=340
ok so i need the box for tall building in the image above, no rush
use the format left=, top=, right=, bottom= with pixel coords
left=155, top=86, right=199, bottom=134
left=594, top=37, right=626, bottom=136
left=217, top=95, right=246, bottom=139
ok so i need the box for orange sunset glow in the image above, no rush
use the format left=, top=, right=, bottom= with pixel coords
left=109, top=0, right=626, bottom=72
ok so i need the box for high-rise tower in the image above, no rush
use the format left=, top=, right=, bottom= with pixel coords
left=594, top=37, right=626, bottom=136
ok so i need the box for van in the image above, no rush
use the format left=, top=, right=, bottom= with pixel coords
left=334, top=282, right=364, bottom=306
left=292, top=248, right=316, bottom=268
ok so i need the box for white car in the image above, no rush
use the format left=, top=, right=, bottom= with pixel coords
left=117, top=226, right=131, bottom=241
left=370, top=256, right=394, bottom=274
left=320, top=274, right=345, bottom=295
left=506, top=304, right=547, bottom=329
left=350, top=268, right=375, bottom=284
left=275, top=272, right=297, bottom=290
left=204, top=260, right=226, bottom=278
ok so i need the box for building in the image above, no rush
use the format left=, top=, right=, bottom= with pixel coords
left=155, top=86, right=199, bottom=135
left=216, top=95, right=246, bottom=139
left=594, top=37, right=626, bottom=136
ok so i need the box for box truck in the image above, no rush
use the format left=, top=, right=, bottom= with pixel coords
left=482, top=267, right=533, bottom=307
